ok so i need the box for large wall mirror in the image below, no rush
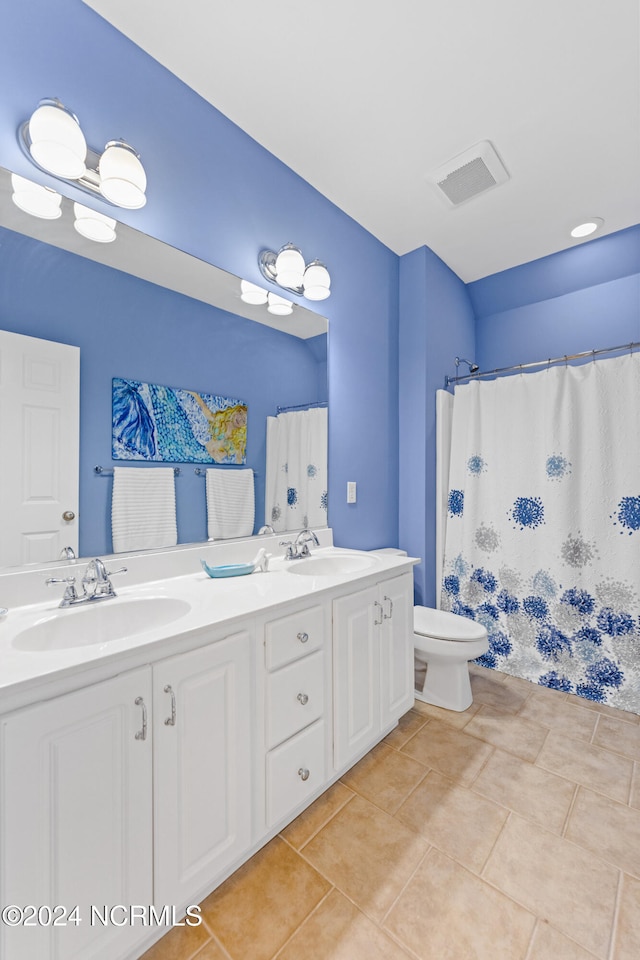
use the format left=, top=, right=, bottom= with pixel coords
left=0, top=166, right=328, bottom=568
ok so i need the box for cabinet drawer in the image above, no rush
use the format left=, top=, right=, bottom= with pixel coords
left=266, top=719, right=326, bottom=827
left=265, top=604, right=325, bottom=670
left=266, top=650, right=324, bottom=749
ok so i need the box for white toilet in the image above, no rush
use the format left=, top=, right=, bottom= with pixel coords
left=413, top=606, right=489, bottom=712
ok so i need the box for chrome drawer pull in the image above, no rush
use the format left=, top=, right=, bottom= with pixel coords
left=297, top=692, right=309, bottom=705
left=383, top=596, right=394, bottom=619
left=164, top=684, right=176, bottom=726
left=134, top=697, right=147, bottom=741
left=298, top=767, right=310, bottom=781
left=297, top=631, right=309, bottom=643
left=374, top=600, right=384, bottom=625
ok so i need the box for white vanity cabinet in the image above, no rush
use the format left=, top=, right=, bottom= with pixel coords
left=152, top=629, right=253, bottom=909
left=261, top=604, right=331, bottom=828
left=333, top=572, right=414, bottom=770
left=0, top=667, right=154, bottom=960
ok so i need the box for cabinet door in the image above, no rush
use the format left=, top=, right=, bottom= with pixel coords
left=333, top=585, right=380, bottom=770
left=0, top=668, right=153, bottom=960
left=379, top=573, right=414, bottom=728
left=153, top=631, right=252, bottom=908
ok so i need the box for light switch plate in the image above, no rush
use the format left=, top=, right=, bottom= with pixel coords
left=347, top=481, right=357, bottom=503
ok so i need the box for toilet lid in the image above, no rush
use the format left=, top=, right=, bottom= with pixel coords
left=414, top=606, right=487, bottom=642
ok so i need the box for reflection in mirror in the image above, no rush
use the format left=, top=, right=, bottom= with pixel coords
left=0, top=166, right=328, bottom=569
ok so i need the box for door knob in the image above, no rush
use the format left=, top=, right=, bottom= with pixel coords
left=62, top=510, right=76, bottom=521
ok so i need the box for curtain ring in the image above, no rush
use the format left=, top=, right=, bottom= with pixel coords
left=519, top=363, right=523, bottom=376
left=564, top=355, right=568, bottom=367
left=592, top=349, right=596, bottom=363
left=547, top=358, right=551, bottom=372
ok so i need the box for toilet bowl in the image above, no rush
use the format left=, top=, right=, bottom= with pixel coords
left=413, top=606, right=489, bottom=712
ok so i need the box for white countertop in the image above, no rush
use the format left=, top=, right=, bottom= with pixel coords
left=0, top=544, right=418, bottom=712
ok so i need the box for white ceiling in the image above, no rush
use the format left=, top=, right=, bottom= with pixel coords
left=84, top=0, right=640, bottom=282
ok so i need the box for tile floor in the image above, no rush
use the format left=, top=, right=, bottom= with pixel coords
left=140, top=665, right=640, bottom=960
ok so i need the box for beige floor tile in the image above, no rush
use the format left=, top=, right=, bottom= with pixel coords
left=565, top=788, right=640, bottom=877
left=138, top=922, right=213, bottom=960
left=630, top=764, right=640, bottom=810
left=500, top=672, right=541, bottom=697
left=400, top=718, right=494, bottom=784
left=281, top=781, right=354, bottom=850
left=613, top=873, right=640, bottom=960
left=411, top=698, right=480, bottom=728
left=470, top=670, right=530, bottom=714
left=472, top=748, right=576, bottom=834
left=192, top=942, right=232, bottom=960
left=527, top=921, right=599, bottom=959
left=276, top=888, right=412, bottom=960
left=518, top=694, right=598, bottom=742
left=340, top=742, right=427, bottom=814
left=593, top=714, right=640, bottom=761
left=200, top=836, right=330, bottom=960
left=301, top=794, right=428, bottom=922
left=395, top=769, right=508, bottom=873
left=565, top=693, right=640, bottom=723
left=384, top=708, right=429, bottom=748
left=484, top=815, right=619, bottom=958
left=536, top=731, right=633, bottom=803
left=384, top=847, right=535, bottom=960
left=470, top=663, right=507, bottom=681
left=463, top=703, right=548, bottom=762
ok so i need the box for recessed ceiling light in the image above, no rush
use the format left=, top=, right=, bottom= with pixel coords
left=570, top=218, right=604, bottom=239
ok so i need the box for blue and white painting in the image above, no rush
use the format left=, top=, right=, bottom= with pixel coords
left=112, top=377, right=247, bottom=464
left=441, top=353, right=640, bottom=715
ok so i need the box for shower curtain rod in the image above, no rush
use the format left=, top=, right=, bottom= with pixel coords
left=444, top=340, right=640, bottom=388
left=276, top=400, right=328, bottom=414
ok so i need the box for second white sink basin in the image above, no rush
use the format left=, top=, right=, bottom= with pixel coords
left=287, top=553, right=378, bottom=576
left=13, top=596, right=192, bottom=651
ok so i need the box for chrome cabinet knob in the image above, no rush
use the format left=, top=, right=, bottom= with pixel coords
left=298, top=767, right=310, bottom=781
left=297, top=692, right=309, bottom=705
left=297, top=631, right=309, bottom=643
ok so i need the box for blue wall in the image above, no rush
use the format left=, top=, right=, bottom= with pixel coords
left=0, top=226, right=325, bottom=555
left=470, top=225, right=640, bottom=370
left=0, top=0, right=400, bottom=553
left=399, top=246, right=475, bottom=605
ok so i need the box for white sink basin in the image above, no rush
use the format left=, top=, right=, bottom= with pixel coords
left=12, top=596, right=192, bottom=651
left=287, top=553, right=378, bottom=576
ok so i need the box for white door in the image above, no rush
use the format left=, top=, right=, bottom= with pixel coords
left=333, top=585, right=380, bottom=770
left=153, top=631, right=253, bottom=908
left=0, top=668, right=153, bottom=960
left=0, top=329, right=79, bottom=566
left=379, top=573, right=414, bottom=728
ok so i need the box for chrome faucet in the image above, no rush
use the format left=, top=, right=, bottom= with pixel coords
left=280, top=529, right=320, bottom=560
left=46, top=558, right=128, bottom=608
left=258, top=524, right=276, bottom=535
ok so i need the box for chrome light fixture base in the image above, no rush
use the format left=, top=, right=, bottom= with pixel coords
left=258, top=244, right=331, bottom=301
left=259, top=249, right=304, bottom=295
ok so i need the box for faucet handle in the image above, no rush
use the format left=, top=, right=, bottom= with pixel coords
left=105, top=566, right=128, bottom=578
left=279, top=540, right=296, bottom=560
left=46, top=576, right=78, bottom=603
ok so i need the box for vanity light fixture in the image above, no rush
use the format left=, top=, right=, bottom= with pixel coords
left=240, top=279, right=269, bottom=305
left=19, top=99, right=147, bottom=210
left=570, top=218, right=604, bottom=239
left=267, top=292, right=294, bottom=316
left=259, top=243, right=331, bottom=301
left=11, top=173, right=62, bottom=219
left=73, top=202, right=117, bottom=243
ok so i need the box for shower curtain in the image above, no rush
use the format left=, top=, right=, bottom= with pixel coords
left=265, top=407, right=328, bottom=533
left=440, top=352, right=640, bottom=714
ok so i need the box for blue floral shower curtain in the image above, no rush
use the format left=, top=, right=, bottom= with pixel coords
left=441, top=352, right=640, bottom=715
left=265, top=407, right=328, bottom=533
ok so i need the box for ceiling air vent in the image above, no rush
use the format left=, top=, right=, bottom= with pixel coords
left=431, top=141, right=509, bottom=206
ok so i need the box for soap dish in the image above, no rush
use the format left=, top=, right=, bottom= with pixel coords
left=201, top=560, right=254, bottom=578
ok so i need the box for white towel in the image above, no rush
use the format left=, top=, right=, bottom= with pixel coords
left=206, top=468, right=255, bottom=540
left=111, top=467, right=178, bottom=553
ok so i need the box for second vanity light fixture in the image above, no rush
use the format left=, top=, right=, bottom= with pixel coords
left=19, top=98, right=147, bottom=210
left=11, top=174, right=117, bottom=243
left=258, top=243, right=331, bottom=301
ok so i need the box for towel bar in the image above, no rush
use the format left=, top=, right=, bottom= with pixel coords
left=95, top=465, right=182, bottom=476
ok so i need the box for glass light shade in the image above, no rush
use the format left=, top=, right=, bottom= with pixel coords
left=302, top=261, right=331, bottom=300
left=73, top=203, right=117, bottom=243
left=28, top=102, right=87, bottom=179
left=99, top=142, right=147, bottom=209
left=275, top=244, right=305, bottom=289
left=240, top=280, right=269, bottom=304
left=11, top=173, right=62, bottom=219
left=570, top=218, right=603, bottom=238
left=267, top=292, right=294, bottom=316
